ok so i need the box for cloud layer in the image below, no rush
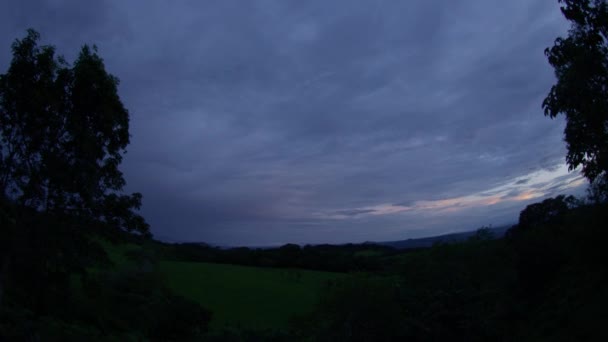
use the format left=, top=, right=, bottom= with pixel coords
left=0, top=0, right=586, bottom=245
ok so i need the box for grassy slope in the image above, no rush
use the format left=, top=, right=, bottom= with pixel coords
left=159, top=261, right=344, bottom=330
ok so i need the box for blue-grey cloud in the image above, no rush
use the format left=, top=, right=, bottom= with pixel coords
left=0, top=0, right=587, bottom=245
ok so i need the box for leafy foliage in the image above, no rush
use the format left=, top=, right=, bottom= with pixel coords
left=0, top=30, right=158, bottom=340
left=0, top=29, right=148, bottom=235
left=1, top=236, right=212, bottom=341
left=510, top=195, right=578, bottom=233
left=166, top=242, right=394, bottom=273
left=293, top=199, right=608, bottom=341
left=543, top=0, right=608, bottom=186
left=293, top=276, right=408, bottom=342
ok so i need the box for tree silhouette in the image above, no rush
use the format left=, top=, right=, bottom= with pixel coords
left=517, top=195, right=577, bottom=231
left=0, top=29, right=148, bottom=235
left=0, top=30, right=149, bottom=308
left=543, top=0, right=608, bottom=187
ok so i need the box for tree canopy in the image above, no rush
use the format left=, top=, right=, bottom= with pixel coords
left=0, top=29, right=148, bottom=236
left=543, top=0, right=608, bottom=187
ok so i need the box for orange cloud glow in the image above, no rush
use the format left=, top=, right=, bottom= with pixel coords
left=318, top=165, right=586, bottom=220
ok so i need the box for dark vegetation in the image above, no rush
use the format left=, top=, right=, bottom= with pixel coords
left=0, top=30, right=211, bottom=340
left=544, top=0, right=608, bottom=190
left=163, top=242, right=395, bottom=273
left=4, top=192, right=607, bottom=340
left=2, top=0, right=608, bottom=340
left=377, top=225, right=510, bottom=249
left=151, top=195, right=608, bottom=341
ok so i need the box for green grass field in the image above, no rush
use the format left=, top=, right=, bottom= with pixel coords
left=159, top=261, right=345, bottom=330
left=97, top=240, right=346, bottom=330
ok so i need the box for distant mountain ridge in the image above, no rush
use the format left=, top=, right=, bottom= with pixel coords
left=184, top=225, right=513, bottom=250
left=375, top=225, right=512, bottom=250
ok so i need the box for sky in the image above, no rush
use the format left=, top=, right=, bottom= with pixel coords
left=0, top=0, right=587, bottom=246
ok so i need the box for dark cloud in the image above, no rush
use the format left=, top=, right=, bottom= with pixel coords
left=332, top=209, right=378, bottom=217
left=0, top=0, right=587, bottom=245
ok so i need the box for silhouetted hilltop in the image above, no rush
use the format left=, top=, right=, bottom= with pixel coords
left=375, top=225, right=511, bottom=249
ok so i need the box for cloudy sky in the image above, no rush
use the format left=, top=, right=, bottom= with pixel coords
left=0, top=0, right=587, bottom=245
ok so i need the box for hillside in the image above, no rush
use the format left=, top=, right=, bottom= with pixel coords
left=159, top=261, right=344, bottom=330
left=376, top=225, right=511, bottom=249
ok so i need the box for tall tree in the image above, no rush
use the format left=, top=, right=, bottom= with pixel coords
left=0, top=30, right=149, bottom=308
left=0, top=29, right=148, bottom=235
left=543, top=0, right=608, bottom=187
